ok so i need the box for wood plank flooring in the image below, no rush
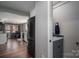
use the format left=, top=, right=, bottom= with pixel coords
left=0, top=39, right=32, bottom=58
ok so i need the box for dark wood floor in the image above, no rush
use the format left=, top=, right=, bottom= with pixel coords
left=0, top=39, right=32, bottom=58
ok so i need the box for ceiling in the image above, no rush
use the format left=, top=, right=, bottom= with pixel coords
left=0, top=1, right=35, bottom=24
left=0, top=1, right=35, bottom=13
left=53, top=1, right=61, bottom=6
left=53, top=1, right=70, bottom=9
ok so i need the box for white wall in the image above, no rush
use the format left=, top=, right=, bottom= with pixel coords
left=23, top=24, right=28, bottom=42
left=0, top=33, right=7, bottom=44
left=30, top=7, right=36, bottom=17
left=53, top=1, right=79, bottom=57
left=48, top=1, right=53, bottom=58
left=35, top=2, right=48, bottom=58
left=30, top=1, right=49, bottom=58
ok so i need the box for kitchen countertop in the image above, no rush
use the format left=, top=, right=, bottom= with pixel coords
left=53, top=34, right=64, bottom=41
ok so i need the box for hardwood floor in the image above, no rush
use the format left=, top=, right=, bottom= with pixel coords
left=0, top=39, right=32, bottom=58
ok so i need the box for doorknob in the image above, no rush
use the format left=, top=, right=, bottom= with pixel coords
left=49, top=40, right=51, bottom=43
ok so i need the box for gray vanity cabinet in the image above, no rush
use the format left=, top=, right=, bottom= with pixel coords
left=53, top=36, right=63, bottom=58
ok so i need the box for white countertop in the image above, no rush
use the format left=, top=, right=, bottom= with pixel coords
left=53, top=36, right=63, bottom=41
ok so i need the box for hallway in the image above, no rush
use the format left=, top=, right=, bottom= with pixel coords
left=0, top=39, right=32, bottom=58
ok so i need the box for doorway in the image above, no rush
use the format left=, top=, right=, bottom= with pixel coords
left=5, top=24, right=25, bottom=40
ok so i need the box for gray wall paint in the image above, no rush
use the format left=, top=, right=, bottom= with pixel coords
left=53, top=1, right=79, bottom=57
